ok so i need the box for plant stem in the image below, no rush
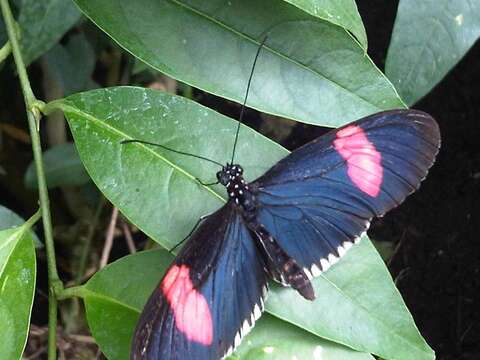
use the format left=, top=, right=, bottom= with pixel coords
left=57, top=285, right=87, bottom=300
left=24, top=208, right=42, bottom=228
left=0, top=1, right=61, bottom=359
left=0, top=41, right=11, bottom=64
left=76, top=197, right=106, bottom=285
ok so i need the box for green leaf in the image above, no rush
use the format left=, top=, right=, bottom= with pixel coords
left=0, top=205, right=42, bottom=247
left=83, top=250, right=171, bottom=360
left=24, top=142, right=90, bottom=189
left=232, top=315, right=374, bottom=360
left=267, top=235, right=434, bottom=360
left=73, top=0, right=404, bottom=126
left=385, top=0, right=480, bottom=105
left=282, top=0, right=367, bottom=50
left=83, top=249, right=374, bottom=360
left=57, top=87, right=286, bottom=248
left=0, top=214, right=37, bottom=359
left=55, top=87, right=432, bottom=359
left=43, top=32, right=97, bottom=96
left=18, top=0, right=82, bottom=65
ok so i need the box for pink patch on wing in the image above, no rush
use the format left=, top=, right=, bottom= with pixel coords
left=333, top=125, right=383, bottom=197
left=161, top=264, right=213, bottom=345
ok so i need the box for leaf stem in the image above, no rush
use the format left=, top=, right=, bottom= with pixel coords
left=0, top=41, right=11, bottom=64
left=0, top=1, right=61, bottom=359
left=24, top=208, right=42, bottom=228
left=57, top=285, right=87, bottom=300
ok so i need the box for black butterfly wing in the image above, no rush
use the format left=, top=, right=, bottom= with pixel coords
left=251, top=109, right=440, bottom=278
left=131, top=202, right=267, bottom=360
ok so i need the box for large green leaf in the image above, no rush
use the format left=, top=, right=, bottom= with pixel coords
left=73, top=0, right=404, bottom=126
left=83, top=250, right=173, bottom=360
left=282, top=0, right=367, bottom=50
left=233, top=315, right=374, bottom=360
left=267, top=235, right=433, bottom=360
left=54, top=87, right=286, bottom=248
left=52, top=87, right=432, bottom=359
left=0, top=213, right=37, bottom=359
left=0, top=205, right=42, bottom=247
left=386, top=0, right=480, bottom=105
left=83, top=249, right=374, bottom=360
left=24, top=142, right=90, bottom=189
left=18, top=0, right=82, bottom=65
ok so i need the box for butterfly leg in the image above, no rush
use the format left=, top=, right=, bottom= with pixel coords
left=250, top=223, right=315, bottom=300
left=195, top=178, right=219, bottom=186
left=168, top=213, right=211, bottom=253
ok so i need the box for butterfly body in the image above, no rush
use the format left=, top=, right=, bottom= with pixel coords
left=131, top=109, right=441, bottom=360
left=217, top=164, right=256, bottom=213
left=216, top=163, right=315, bottom=300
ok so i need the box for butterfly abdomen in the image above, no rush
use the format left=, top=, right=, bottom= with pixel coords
left=250, top=223, right=315, bottom=300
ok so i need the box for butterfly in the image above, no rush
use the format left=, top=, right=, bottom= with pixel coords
left=130, top=107, right=440, bottom=359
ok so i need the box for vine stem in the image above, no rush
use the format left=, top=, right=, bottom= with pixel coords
left=0, top=1, right=62, bottom=359
left=0, top=41, right=11, bottom=64
left=75, top=197, right=106, bottom=285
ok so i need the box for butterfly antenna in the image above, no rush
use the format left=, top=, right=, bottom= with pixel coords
left=230, top=36, right=268, bottom=164
left=120, top=139, right=224, bottom=167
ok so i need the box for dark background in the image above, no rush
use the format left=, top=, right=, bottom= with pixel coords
left=359, top=2, right=480, bottom=359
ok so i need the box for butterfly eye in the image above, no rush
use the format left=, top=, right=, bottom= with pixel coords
left=216, top=171, right=230, bottom=185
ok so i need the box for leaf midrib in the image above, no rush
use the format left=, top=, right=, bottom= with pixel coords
left=59, top=101, right=225, bottom=203
left=168, top=0, right=382, bottom=110
left=82, top=287, right=140, bottom=313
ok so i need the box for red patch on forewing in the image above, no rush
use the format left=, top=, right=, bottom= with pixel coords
left=161, top=264, right=213, bottom=345
left=333, top=125, right=383, bottom=197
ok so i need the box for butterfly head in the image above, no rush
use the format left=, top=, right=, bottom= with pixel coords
left=216, top=164, right=244, bottom=186
left=217, top=164, right=253, bottom=207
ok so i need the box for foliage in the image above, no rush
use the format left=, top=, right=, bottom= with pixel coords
left=1, top=0, right=478, bottom=359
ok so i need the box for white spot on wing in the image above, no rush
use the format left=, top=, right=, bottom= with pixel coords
left=303, top=267, right=313, bottom=280
left=224, top=299, right=266, bottom=359
left=254, top=304, right=262, bottom=320
left=327, top=253, right=339, bottom=265
left=311, top=263, right=322, bottom=276
left=319, top=258, right=330, bottom=272
left=234, top=332, right=241, bottom=347
left=355, top=231, right=367, bottom=243
left=242, top=319, right=250, bottom=335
